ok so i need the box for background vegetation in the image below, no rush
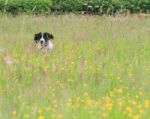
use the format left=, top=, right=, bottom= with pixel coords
left=0, top=0, right=149, bottom=14
left=0, top=0, right=52, bottom=14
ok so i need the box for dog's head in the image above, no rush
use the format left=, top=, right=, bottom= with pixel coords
left=34, top=32, right=54, bottom=44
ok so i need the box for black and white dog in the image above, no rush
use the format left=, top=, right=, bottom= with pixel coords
left=34, top=32, right=54, bottom=50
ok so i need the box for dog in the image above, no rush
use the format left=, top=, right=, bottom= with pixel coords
left=34, top=32, right=54, bottom=50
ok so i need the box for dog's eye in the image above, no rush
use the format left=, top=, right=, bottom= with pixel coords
left=34, top=32, right=42, bottom=42
left=43, top=32, right=54, bottom=40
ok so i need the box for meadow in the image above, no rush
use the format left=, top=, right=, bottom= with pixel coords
left=0, top=14, right=150, bottom=119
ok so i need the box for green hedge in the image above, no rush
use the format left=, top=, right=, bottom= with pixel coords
left=0, top=0, right=149, bottom=14
left=51, top=0, right=150, bottom=14
left=0, top=0, right=52, bottom=14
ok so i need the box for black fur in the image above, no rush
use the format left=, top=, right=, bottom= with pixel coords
left=34, top=32, right=42, bottom=43
left=43, top=32, right=54, bottom=41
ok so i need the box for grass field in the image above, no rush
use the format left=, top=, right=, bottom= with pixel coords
left=0, top=14, right=150, bottom=119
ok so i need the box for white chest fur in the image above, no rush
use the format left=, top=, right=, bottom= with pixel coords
left=47, top=40, right=54, bottom=49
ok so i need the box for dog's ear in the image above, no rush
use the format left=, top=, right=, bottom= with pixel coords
left=46, top=32, right=54, bottom=40
left=34, top=32, right=41, bottom=43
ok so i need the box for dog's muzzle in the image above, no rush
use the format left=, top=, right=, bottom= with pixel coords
left=40, top=41, right=44, bottom=44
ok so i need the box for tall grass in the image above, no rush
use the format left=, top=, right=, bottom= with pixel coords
left=0, top=14, right=150, bottom=119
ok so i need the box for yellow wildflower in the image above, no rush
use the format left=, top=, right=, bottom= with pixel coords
left=126, top=107, right=133, bottom=115
left=116, top=88, right=123, bottom=94
left=37, top=115, right=45, bottom=119
left=144, top=99, right=150, bottom=108
left=106, top=102, right=113, bottom=110
left=133, top=115, right=139, bottom=119
left=38, top=108, right=43, bottom=114
left=12, top=110, right=17, bottom=116
left=58, top=114, right=63, bottom=119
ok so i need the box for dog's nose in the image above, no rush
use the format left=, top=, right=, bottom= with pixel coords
left=40, top=41, right=44, bottom=44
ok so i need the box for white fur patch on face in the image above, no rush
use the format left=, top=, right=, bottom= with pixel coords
left=39, top=34, right=45, bottom=43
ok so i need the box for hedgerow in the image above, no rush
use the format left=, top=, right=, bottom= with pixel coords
left=0, top=0, right=149, bottom=14
left=51, top=0, right=150, bottom=14
left=0, top=0, right=52, bottom=14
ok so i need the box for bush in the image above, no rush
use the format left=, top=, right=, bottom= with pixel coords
left=51, top=0, right=150, bottom=14
left=0, top=0, right=52, bottom=14
left=0, top=0, right=5, bottom=11
left=51, top=0, right=86, bottom=12
left=0, top=0, right=149, bottom=14
left=112, top=0, right=150, bottom=13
